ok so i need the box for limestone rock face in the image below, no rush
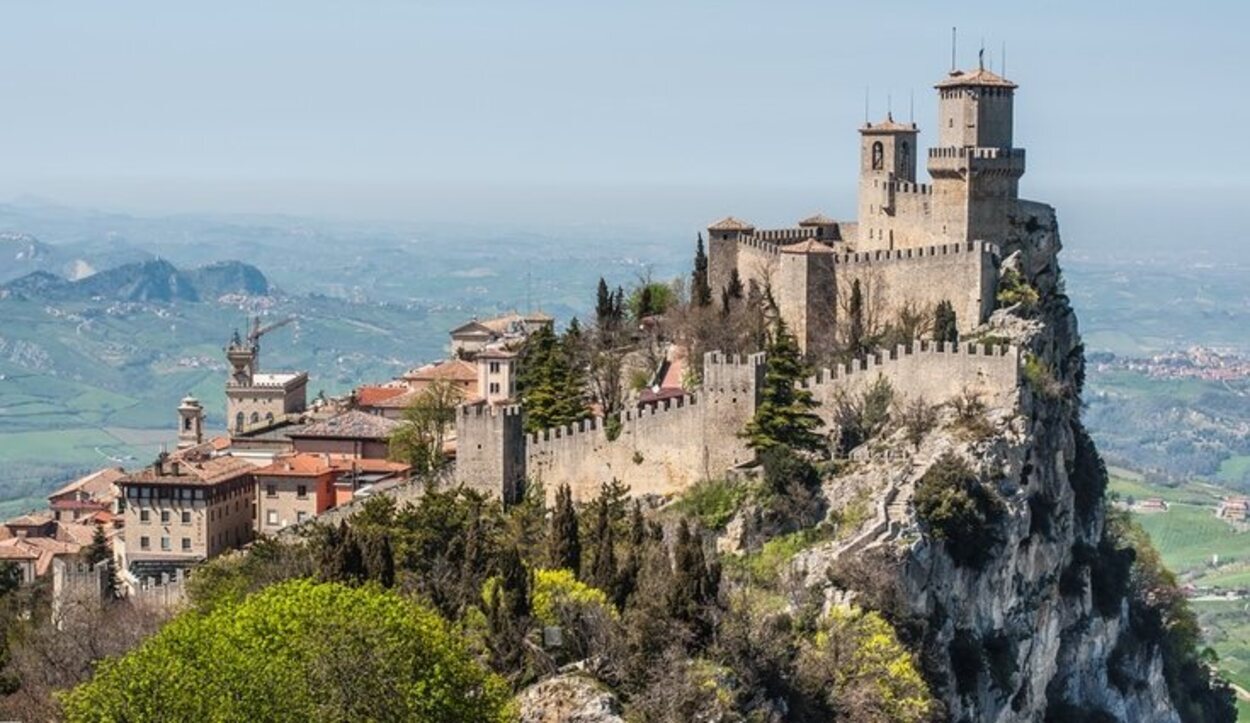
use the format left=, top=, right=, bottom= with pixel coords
left=896, top=203, right=1179, bottom=722
left=516, top=673, right=625, bottom=723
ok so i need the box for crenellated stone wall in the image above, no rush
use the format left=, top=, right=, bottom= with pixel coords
left=455, top=344, right=1018, bottom=502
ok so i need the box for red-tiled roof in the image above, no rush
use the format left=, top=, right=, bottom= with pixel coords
left=256, top=453, right=335, bottom=477
left=121, top=455, right=255, bottom=488
left=356, top=385, right=409, bottom=407
left=403, top=359, right=478, bottom=383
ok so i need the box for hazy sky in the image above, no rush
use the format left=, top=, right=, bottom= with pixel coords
left=0, top=1, right=1246, bottom=244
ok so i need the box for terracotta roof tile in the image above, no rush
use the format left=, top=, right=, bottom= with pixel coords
left=356, top=385, right=410, bottom=407
left=121, top=455, right=255, bottom=488
left=799, top=214, right=837, bottom=226
left=935, top=67, right=1017, bottom=89
left=707, top=216, right=755, bottom=232
left=292, top=410, right=401, bottom=440
left=403, top=359, right=478, bottom=383
left=256, top=453, right=335, bottom=477
left=780, top=238, right=836, bottom=254
left=48, top=467, right=126, bottom=502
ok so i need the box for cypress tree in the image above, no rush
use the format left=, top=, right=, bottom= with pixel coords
left=595, top=277, right=613, bottom=329
left=848, top=278, right=866, bottom=358
left=588, top=497, right=617, bottom=594
left=933, top=300, right=958, bottom=345
left=742, top=317, right=825, bottom=454
left=692, top=233, right=712, bottom=307
left=363, top=532, right=395, bottom=588
left=485, top=545, right=532, bottom=682
left=548, top=484, right=581, bottom=575
left=726, top=267, right=744, bottom=301
left=85, top=524, right=119, bottom=600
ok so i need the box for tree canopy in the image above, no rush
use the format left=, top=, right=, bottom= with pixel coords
left=742, top=318, right=825, bottom=455
left=59, top=579, right=514, bottom=722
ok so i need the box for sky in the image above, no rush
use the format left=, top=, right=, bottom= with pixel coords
left=0, top=1, right=1246, bottom=254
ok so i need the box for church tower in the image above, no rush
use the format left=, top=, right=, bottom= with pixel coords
left=927, top=61, right=1026, bottom=245
left=177, top=395, right=204, bottom=449
left=856, top=113, right=919, bottom=250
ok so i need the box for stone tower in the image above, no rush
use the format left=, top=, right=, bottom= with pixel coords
left=857, top=113, right=920, bottom=250
left=705, top=217, right=755, bottom=298
left=225, top=329, right=256, bottom=388
left=776, top=239, right=837, bottom=356
left=177, top=395, right=204, bottom=449
left=928, top=63, right=1026, bottom=245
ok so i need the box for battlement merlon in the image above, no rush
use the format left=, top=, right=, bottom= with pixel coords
left=928, top=146, right=1026, bottom=179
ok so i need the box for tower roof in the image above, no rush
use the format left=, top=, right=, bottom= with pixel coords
left=798, top=213, right=837, bottom=226
left=935, top=67, right=1017, bottom=89
left=707, top=216, right=755, bottom=232
left=780, top=238, right=835, bottom=255
left=859, top=113, right=918, bottom=134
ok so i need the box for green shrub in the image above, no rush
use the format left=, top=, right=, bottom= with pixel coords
left=913, top=453, right=1004, bottom=568
left=996, top=267, right=1039, bottom=310
left=1023, top=353, right=1066, bottom=400
left=670, top=478, right=749, bottom=531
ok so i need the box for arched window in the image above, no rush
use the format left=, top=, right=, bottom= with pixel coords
left=871, top=141, right=884, bottom=170
left=265, top=412, right=274, bottom=424
left=183, top=417, right=193, bottom=431
left=235, top=412, right=245, bottom=431
left=899, top=141, right=911, bottom=175
left=250, top=412, right=260, bottom=425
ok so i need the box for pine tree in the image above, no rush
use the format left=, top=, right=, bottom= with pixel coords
left=548, top=484, right=581, bottom=575
left=933, top=299, right=958, bottom=345
left=692, top=233, right=712, bottom=307
left=743, top=317, right=825, bottom=454
left=518, top=325, right=586, bottom=433
left=848, top=278, right=866, bottom=358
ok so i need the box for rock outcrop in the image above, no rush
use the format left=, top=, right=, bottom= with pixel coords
left=516, top=673, right=625, bottom=723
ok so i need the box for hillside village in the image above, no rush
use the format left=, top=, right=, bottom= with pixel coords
left=0, top=59, right=1238, bottom=722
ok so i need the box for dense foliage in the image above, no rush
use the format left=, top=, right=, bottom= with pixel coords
left=743, top=318, right=825, bottom=455
left=60, top=579, right=514, bottom=722
left=913, top=452, right=1005, bottom=568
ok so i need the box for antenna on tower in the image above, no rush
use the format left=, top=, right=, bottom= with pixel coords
left=864, top=86, right=870, bottom=124
left=887, top=92, right=892, bottom=120
left=909, top=90, right=915, bottom=123
left=979, top=37, right=985, bottom=71
left=1002, top=41, right=1008, bottom=77
left=950, top=27, right=957, bottom=71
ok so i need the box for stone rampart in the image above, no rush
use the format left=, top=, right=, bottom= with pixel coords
left=804, top=341, right=1020, bottom=429
left=835, top=240, right=997, bottom=333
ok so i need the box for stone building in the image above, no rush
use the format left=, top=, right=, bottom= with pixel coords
left=117, top=450, right=256, bottom=582
left=706, top=60, right=1023, bottom=354
left=254, top=453, right=338, bottom=531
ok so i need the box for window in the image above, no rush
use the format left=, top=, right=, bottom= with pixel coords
left=160, top=509, right=170, bottom=524
left=235, top=412, right=245, bottom=431
left=489, top=382, right=500, bottom=395
left=266, top=411, right=274, bottom=424
left=871, top=141, right=884, bottom=170
left=296, top=511, right=308, bottom=524
left=489, top=361, right=500, bottom=374
left=160, top=537, right=171, bottom=551
left=139, top=509, right=150, bottom=523
left=266, top=484, right=277, bottom=498
left=250, top=412, right=260, bottom=425
left=296, top=485, right=307, bottom=499
left=183, top=417, right=192, bottom=431
left=181, top=510, right=191, bottom=524
left=266, top=510, right=279, bottom=527
left=181, top=538, right=192, bottom=551
left=140, top=536, right=150, bottom=550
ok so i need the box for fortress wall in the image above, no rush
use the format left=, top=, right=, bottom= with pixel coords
left=804, top=342, right=1020, bottom=429
left=835, top=240, right=997, bottom=332
left=735, top=238, right=779, bottom=292
left=525, top=352, right=762, bottom=502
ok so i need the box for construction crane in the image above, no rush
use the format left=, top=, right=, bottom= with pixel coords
left=248, top=315, right=295, bottom=346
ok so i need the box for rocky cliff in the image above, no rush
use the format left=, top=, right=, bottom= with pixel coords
left=892, top=202, right=1181, bottom=721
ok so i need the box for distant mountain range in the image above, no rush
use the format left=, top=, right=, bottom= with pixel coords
left=0, top=259, right=269, bottom=303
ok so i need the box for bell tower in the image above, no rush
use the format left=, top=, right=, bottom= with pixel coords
left=856, top=114, right=919, bottom=250
left=177, top=395, right=204, bottom=449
